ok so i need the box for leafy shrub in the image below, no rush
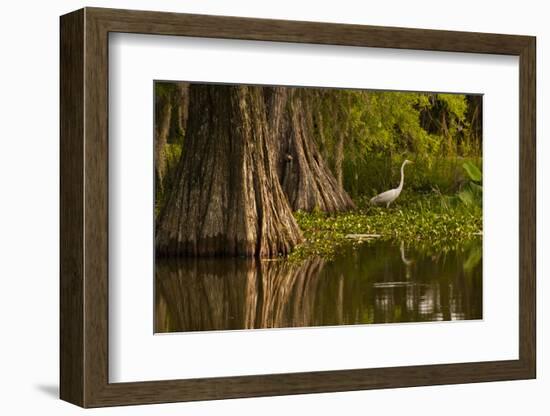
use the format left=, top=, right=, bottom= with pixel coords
left=457, top=161, right=482, bottom=209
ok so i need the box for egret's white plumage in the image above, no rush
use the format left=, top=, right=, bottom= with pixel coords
left=370, top=159, right=413, bottom=208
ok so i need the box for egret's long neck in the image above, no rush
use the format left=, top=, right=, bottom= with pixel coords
left=397, top=162, right=406, bottom=191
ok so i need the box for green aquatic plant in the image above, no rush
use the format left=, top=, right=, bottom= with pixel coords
left=457, top=160, right=482, bottom=208
left=289, top=193, right=482, bottom=262
left=462, top=160, right=482, bottom=182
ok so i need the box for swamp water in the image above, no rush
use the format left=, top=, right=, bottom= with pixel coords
left=155, top=240, right=482, bottom=333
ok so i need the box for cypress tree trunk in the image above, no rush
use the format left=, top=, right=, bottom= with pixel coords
left=468, top=95, right=482, bottom=150
left=278, top=89, right=355, bottom=212
left=154, top=93, right=173, bottom=195
left=156, top=84, right=303, bottom=258
left=334, top=133, right=345, bottom=188
left=168, top=83, right=189, bottom=144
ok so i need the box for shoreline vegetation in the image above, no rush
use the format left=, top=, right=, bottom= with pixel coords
left=290, top=158, right=483, bottom=262
left=291, top=157, right=482, bottom=261
left=289, top=190, right=482, bottom=262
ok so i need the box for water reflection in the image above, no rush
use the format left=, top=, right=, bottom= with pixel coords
left=155, top=240, right=482, bottom=333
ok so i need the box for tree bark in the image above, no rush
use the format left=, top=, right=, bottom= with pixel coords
left=334, top=133, right=345, bottom=188
left=168, top=83, right=189, bottom=144
left=156, top=84, right=303, bottom=258
left=277, top=89, right=355, bottom=212
left=468, top=95, right=482, bottom=150
left=154, top=93, right=173, bottom=195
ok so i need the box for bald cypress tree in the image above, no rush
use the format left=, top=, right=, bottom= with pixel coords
left=276, top=89, right=355, bottom=212
left=156, top=84, right=303, bottom=258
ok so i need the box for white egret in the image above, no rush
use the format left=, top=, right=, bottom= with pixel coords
left=370, top=159, right=413, bottom=208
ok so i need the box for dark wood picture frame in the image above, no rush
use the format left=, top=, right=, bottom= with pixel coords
left=60, top=7, right=536, bottom=408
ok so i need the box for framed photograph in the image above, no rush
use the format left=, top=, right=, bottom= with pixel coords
left=60, top=7, right=536, bottom=407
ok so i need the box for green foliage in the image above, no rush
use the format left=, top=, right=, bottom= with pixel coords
left=352, top=91, right=435, bottom=155
left=289, top=193, right=482, bottom=262
left=343, top=155, right=481, bottom=200
left=310, top=90, right=479, bottom=173
left=312, top=91, right=436, bottom=168
left=462, top=160, right=482, bottom=182
left=307, top=89, right=482, bottom=212
left=438, top=93, right=468, bottom=119
left=457, top=161, right=482, bottom=209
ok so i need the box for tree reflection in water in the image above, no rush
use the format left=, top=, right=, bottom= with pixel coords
left=155, top=240, right=482, bottom=333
